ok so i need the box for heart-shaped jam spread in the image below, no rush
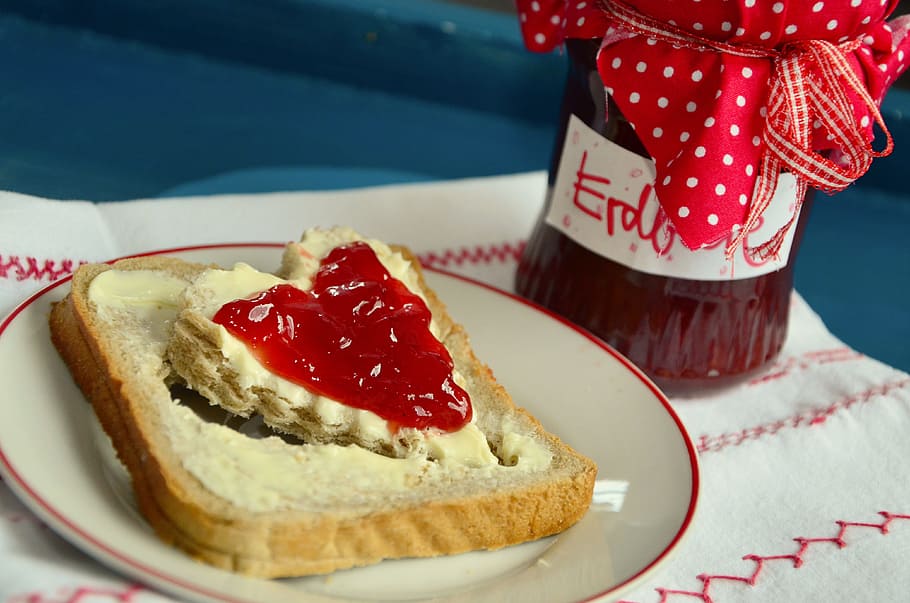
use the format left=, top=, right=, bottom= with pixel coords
left=212, top=241, right=471, bottom=432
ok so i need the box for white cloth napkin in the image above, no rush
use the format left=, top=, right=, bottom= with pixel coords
left=1, top=172, right=908, bottom=603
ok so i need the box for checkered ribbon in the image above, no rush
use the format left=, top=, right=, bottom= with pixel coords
left=599, top=0, right=894, bottom=258
left=517, top=0, right=910, bottom=253
left=744, top=37, right=894, bottom=258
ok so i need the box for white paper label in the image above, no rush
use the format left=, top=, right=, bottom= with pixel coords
left=546, top=115, right=801, bottom=281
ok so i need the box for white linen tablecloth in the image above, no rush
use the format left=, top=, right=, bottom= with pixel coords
left=1, top=172, right=908, bottom=603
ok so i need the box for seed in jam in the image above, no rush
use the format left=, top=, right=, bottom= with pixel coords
left=212, top=241, right=471, bottom=432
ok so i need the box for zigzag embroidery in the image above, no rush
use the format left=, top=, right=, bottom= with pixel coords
left=619, top=512, right=910, bottom=603
left=10, top=515, right=908, bottom=603
left=0, top=255, right=84, bottom=283
left=696, top=377, right=910, bottom=454
left=748, top=347, right=864, bottom=385
left=8, top=583, right=145, bottom=603
left=417, top=241, right=525, bottom=268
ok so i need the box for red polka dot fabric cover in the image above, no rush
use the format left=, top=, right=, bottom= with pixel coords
left=517, top=0, right=910, bottom=251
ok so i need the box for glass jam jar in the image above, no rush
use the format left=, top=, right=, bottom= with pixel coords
left=515, top=39, right=813, bottom=396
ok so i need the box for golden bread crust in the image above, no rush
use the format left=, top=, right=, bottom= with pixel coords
left=48, top=252, right=597, bottom=578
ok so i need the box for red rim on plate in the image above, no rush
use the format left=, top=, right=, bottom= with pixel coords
left=0, top=243, right=700, bottom=603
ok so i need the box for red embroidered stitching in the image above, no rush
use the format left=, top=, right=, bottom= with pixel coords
left=696, top=377, right=910, bottom=454
left=417, top=241, right=525, bottom=268
left=7, top=584, right=145, bottom=603
left=748, top=347, right=863, bottom=385
left=0, top=255, right=84, bottom=283
left=618, top=512, right=910, bottom=603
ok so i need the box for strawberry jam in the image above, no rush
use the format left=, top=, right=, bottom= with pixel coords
left=213, top=241, right=471, bottom=431
left=515, top=40, right=812, bottom=395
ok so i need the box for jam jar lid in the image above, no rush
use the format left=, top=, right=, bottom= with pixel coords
left=517, top=0, right=910, bottom=255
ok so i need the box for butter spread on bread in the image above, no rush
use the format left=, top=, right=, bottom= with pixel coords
left=91, top=266, right=542, bottom=510
left=49, top=232, right=597, bottom=578
left=168, top=227, right=500, bottom=463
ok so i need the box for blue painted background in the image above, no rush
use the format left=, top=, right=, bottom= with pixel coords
left=0, top=0, right=907, bottom=372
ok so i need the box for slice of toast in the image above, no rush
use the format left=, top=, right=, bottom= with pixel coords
left=167, top=230, right=511, bottom=460
left=49, top=241, right=597, bottom=578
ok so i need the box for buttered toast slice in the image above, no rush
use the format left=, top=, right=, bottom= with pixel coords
left=49, top=236, right=597, bottom=578
left=169, top=228, right=512, bottom=461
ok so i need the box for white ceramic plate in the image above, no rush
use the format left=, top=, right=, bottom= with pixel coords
left=0, top=244, right=699, bottom=603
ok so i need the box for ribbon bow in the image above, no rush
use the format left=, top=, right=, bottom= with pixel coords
left=600, top=0, right=895, bottom=257
left=744, top=38, right=893, bottom=258
left=517, top=0, right=910, bottom=254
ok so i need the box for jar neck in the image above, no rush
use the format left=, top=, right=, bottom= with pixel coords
left=553, top=40, right=648, bottom=172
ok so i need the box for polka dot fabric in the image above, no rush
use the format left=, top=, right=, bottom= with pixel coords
left=517, top=0, right=910, bottom=250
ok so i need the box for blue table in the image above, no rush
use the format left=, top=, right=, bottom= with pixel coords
left=1, top=0, right=907, bottom=372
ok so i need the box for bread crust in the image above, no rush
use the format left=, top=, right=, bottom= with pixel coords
left=49, top=252, right=597, bottom=578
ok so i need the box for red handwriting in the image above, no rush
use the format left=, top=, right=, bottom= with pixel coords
left=702, top=217, right=768, bottom=268
left=572, top=151, right=611, bottom=220
left=607, top=183, right=675, bottom=255
left=571, top=150, right=676, bottom=256
left=570, top=150, right=771, bottom=265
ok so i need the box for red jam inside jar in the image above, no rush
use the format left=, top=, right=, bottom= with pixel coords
left=515, top=40, right=812, bottom=396
left=213, top=241, right=471, bottom=431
